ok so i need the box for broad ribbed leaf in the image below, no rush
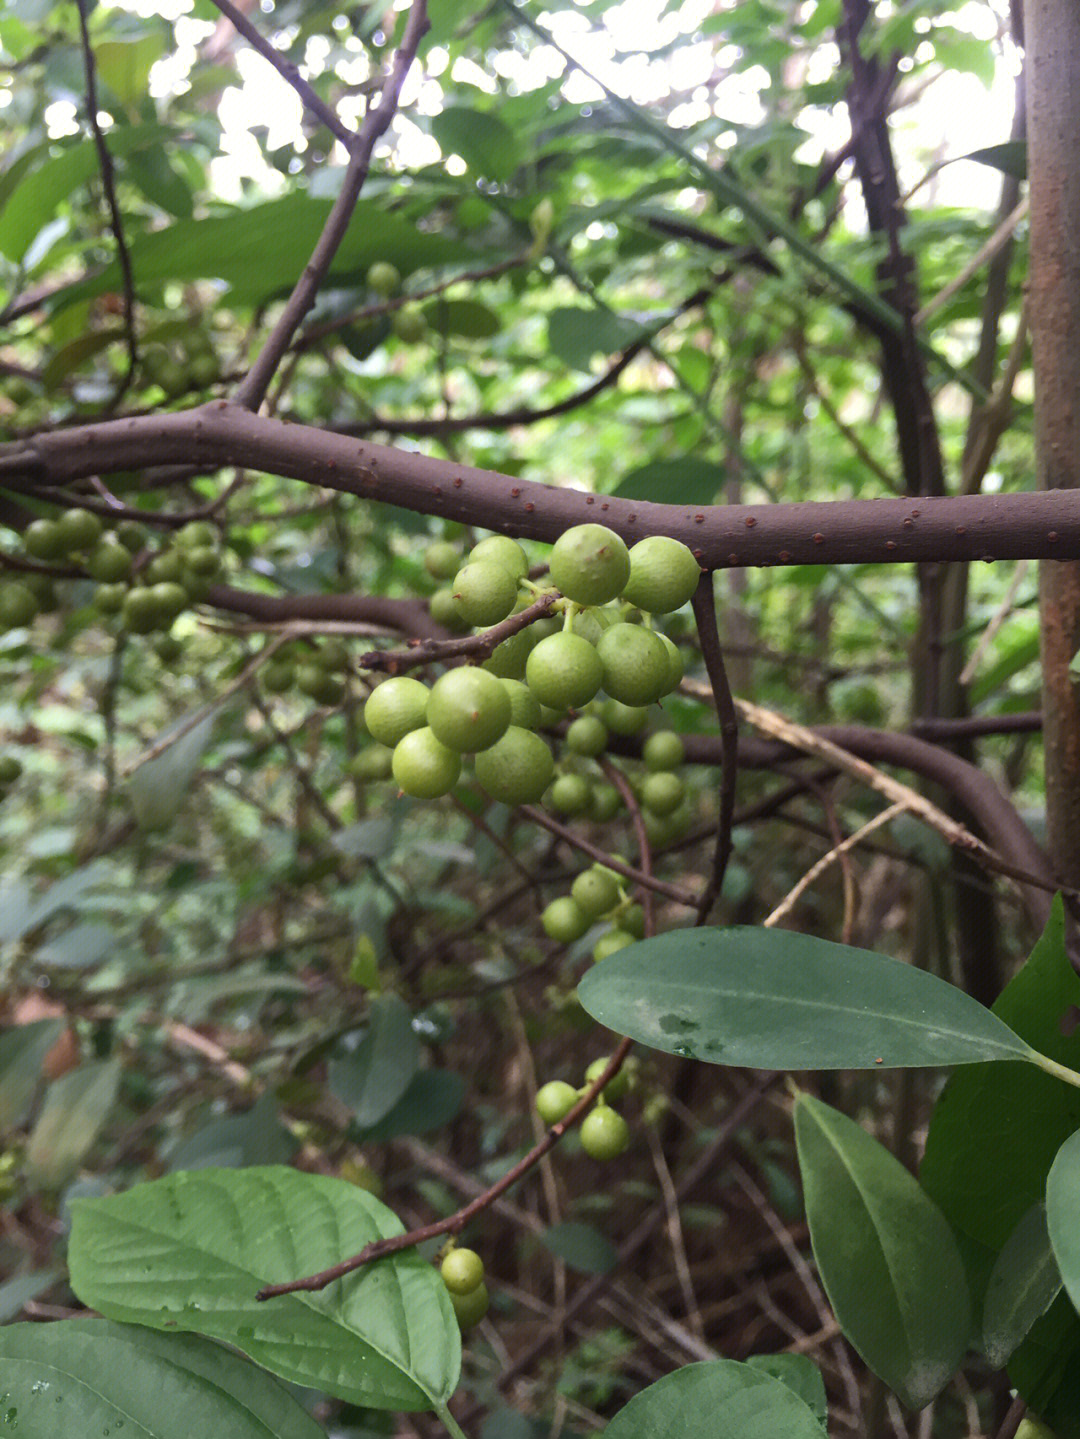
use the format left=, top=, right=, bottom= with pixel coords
left=983, top=1204, right=1061, bottom=1368
left=68, top=1167, right=459, bottom=1411
left=577, top=927, right=1034, bottom=1069
left=1047, top=1129, right=1080, bottom=1321
left=795, top=1094, right=970, bottom=1409
left=602, top=1359, right=827, bottom=1438
left=0, top=1319, right=325, bottom=1438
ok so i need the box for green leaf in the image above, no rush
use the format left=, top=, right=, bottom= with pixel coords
left=68, top=1166, right=460, bottom=1410
left=422, top=297, right=501, bottom=339
left=540, top=1222, right=617, bottom=1275
left=983, top=1204, right=1062, bottom=1368
left=0, top=1270, right=57, bottom=1324
left=357, top=1068, right=464, bottom=1143
left=963, top=141, right=1027, bottom=180
left=577, top=926, right=1035, bottom=1069
left=167, top=1092, right=295, bottom=1172
left=126, top=145, right=195, bottom=219
left=127, top=708, right=219, bottom=830
left=1047, top=1128, right=1080, bottom=1321
left=431, top=106, right=521, bottom=182
left=794, top=1094, right=971, bottom=1409
left=602, top=1359, right=827, bottom=1438
left=0, top=1319, right=326, bottom=1438
left=612, top=457, right=722, bottom=506
left=743, top=1354, right=826, bottom=1425
left=547, top=307, right=648, bottom=373
left=0, top=1019, right=63, bottom=1130
left=94, top=36, right=165, bottom=108
left=329, top=994, right=420, bottom=1129
left=25, top=1058, right=121, bottom=1187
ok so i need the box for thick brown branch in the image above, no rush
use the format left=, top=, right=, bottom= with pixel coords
left=206, top=583, right=448, bottom=641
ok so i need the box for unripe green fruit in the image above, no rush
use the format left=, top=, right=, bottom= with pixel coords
left=430, top=586, right=469, bottom=632
left=482, top=627, right=535, bottom=681
left=177, top=521, right=218, bottom=550
left=94, top=582, right=128, bottom=615
left=121, top=587, right=163, bottom=635
left=149, top=581, right=188, bottom=620
left=424, top=541, right=460, bottom=581
left=538, top=704, right=567, bottom=728
left=475, top=726, right=553, bottom=805
left=541, top=896, right=589, bottom=943
left=392, top=307, right=427, bottom=343
left=262, top=660, right=295, bottom=693
left=596, top=624, right=671, bottom=706
left=621, top=902, right=646, bottom=938
left=87, top=539, right=133, bottom=583
left=298, top=664, right=345, bottom=705
left=365, top=676, right=430, bottom=748
left=469, top=535, right=528, bottom=582
left=0, top=755, right=23, bottom=784
left=450, top=1280, right=489, bottom=1330
left=643, top=730, right=685, bottom=771
left=565, top=714, right=608, bottom=758
left=601, top=699, right=648, bottom=736
left=367, top=260, right=401, bottom=296
left=580, top=1104, right=630, bottom=1160
left=440, top=1247, right=485, bottom=1295
left=116, top=520, right=146, bottom=553
left=1014, top=1420, right=1057, bottom=1439
left=427, top=666, right=511, bottom=753
left=536, top=1080, right=579, bottom=1125
left=571, top=609, right=609, bottom=647
left=146, top=550, right=184, bottom=585
left=593, top=928, right=635, bottom=963
left=0, top=582, right=39, bottom=628
left=392, top=727, right=461, bottom=798
left=547, top=772, right=592, bottom=817
left=346, top=745, right=394, bottom=782
left=22, top=573, right=57, bottom=610
left=643, top=804, right=691, bottom=849
left=549, top=524, right=629, bottom=606
left=57, top=507, right=103, bottom=553
left=318, top=638, right=351, bottom=672
left=189, top=353, right=219, bottom=388
left=23, top=519, right=67, bottom=560
left=658, top=631, right=684, bottom=692
left=153, top=632, right=184, bottom=664
left=453, top=561, right=519, bottom=627
left=184, top=544, right=221, bottom=577
left=570, top=867, right=620, bottom=918
left=529, top=617, right=560, bottom=643
left=588, top=782, right=622, bottom=823
left=499, top=678, right=542, bottom=730
left=642, top=771, right=685, bottom=816
left=180, top=567, right=212, bottom=602
left=525, top=632, right=602, bottom=710
left=584, top=1055, right=632, bottom=1103
left=620, top=536, right=701, bottom=613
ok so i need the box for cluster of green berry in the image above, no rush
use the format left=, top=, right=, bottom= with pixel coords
left=366, top=261, right=427, bottom=344
left=439, top=1245, right=489, bottom=1330
left=535, top=1054, right=635, bottom=1159
left=141, top=332, right=219, bottom=398
left=357, top=524, right=699, bottom=808
left=541, top=861, right=645, bottom=962
left=262, top=637, right=352, bottom=706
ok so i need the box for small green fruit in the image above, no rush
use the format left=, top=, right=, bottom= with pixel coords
left=0, top=755, right=23, bottom=784
left=565, top=714, right=608, bottom=758
left=364, top=676, right=430, bottom=748
left=392, top=727, right=461, bottom=798
left=0, top=582, right=39, bottom=629
left=392, top=307, right=427, bottom=343
left=584, top=1055, right=632, bottom=1103
left=298, top=664, right=345, bottom=705
left=570, top=867, right=620, bottom=918
left=548, top=524, right=629, bottom=606
left=430, top=586, right=470, bottom=632
left=498, top=678, right=542, bottom=731
left=424, top=541, right=461, bottom=581
left=588, top=782, right=622, bottom=823
left=453, top=561, right=519, bottom=627
left=87, top=539, right=133, bottom=584
left=541, top=896, right=589, bottom=943
left=525, top=632, right=602, bottom=710
left=23, top=519, right=67, bottom=560
left=580, top=1104, right=630, bottom=1160
left=450, top=1280, right=489, bottom=1330
left=262, top=660, right=295, bottom=693
left=620, top=536, right=701, bottom=613
left=427, top=666, right=511, bottom=753
left=546, top=772, right=592, bottom=817
left=593, top=928, right=635, bottom=963
left=441, top=1247, right=485, bottom=1296
left=345, top=745, right=394, bottom=782
left=469, top=535, right=528, bottom=582
left=641, top=771, right=685, bottom=816
left=536, top=1080, right=579, bottom=1125
left=482, top=627, right=536, bottom=681
left=643, top=730, right=685, bottom=771
left=475, top=726, right=553, bottom=805
left=368, top=261, right=401, bottom=296
left=596, top=624, right=670, bottom=706
left=658, top=631, right=684, bottom=692
left=57, top=507, right=103, bottom=553
left=600, top=699, right=648, bottom=736
left=94, top=582, right=128, bottom=615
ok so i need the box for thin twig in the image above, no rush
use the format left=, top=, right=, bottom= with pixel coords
left=691, top=572, right=738, bottom=923
left=915, top=196, right=1029, bottom=325
left=518, top=804, right=697, bottom=907
left=233, top=0, right=430, bottom=410
left=958, top=558, right=1030, bottom=686
left=75, top=0, right=138, bottom=404
left=763, top=801, right=909, bottom=928
left=598, top=756, right=656, bottom=937
left=358, top=592, right=557, bottom=673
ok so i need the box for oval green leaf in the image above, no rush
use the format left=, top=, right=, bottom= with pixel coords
left=602, top=1359, right=827, bottom=1439
left=68, top=1166, right=460, bottom=1412
left=982, top=1203, right=1062, bottom=1368
left=26, top=1058, right=120, bottom=1187
left=329, top=994, right=420, bottom=1129
left=0, top=1319, right=326, bottom=1438
left=1046, top=1127, right=1080, bottom=1321
left=577, top=927, right=1035, bottom=1069
left=795, top=1094, right=971, bottom=1410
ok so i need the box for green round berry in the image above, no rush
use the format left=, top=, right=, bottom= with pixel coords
left=641, top=771, right=685, bottom=816
left=541, top=896, right=589, bottom=943
left=430, top=586, right=470, bottom=632
left=452, top=561, right=519, bottom=627
left=368, top=261, right=401, bottom=296
left=121, top=587, right=162, bottom=635
left=0, top=582, right=39, bottom=629
left=0, top=755, right=23, bottom=785
left=600, top=699, right=649, bottom=736
left=570, top=866, right=621, bottom=918
left=571, top=608, right=610, bottom=647
left=588, top=781, right=622, bottom=823
left=658, top=631, right=684, bottom=692
left=643, top=804, right=691, bottom=849
left=482, top=627, right=535, bottom=680
left=620, top=536, right=701, bottom=613
left=189, top=353, right=219, bottom=388
left=580, top=1104, right=630, bottom=1160
left=364, top=676, right=430, bottom=748
left=475, top=726, right=554, bottom=805
left=547, top=772, right=592, bottom=817
left=525, top=632, right=602, bottom=710
left=565, top=714, right=608, bottom=758
left=596, top=623, right=670, bottom=706
left=643, top=730, right=685, bottom=771
left=22, top=573, right=57, bottom=611
left=548, top=524, right=630, bottom=607
left=262, top=659, right=295, bottom=693
left=176, top=521, right=218, bottom=550
left=592, top=928, right=635, bottom=963
left=469, top=535, right=528, bottom=582
left=298, top=664, right=345, bottom=705
left=440, top=1247, right=485, bottom=1296
left=584, top=1056, right=632, bottom=1103
left=184, top=544, right=221, bottom=577
left=153, top=632, right=184, bottom=664
left=345, top=745, right=394, bottom=782
left=392, top=307, right=427, bottom=343
left=498, top=678, right=542, bottom=730
left=536, top=1080, right=579, bottom=1125
left=392, top=727, right=461, bottom=799
left=146, top=550, right=184, bottom=585
left=424, top=541, right=461, bottom=581
left=318, top=638, right=351, bottom=672
left=94, top=582, right=128, bottom=616
left=427, top=666, right=511, bottom=753
left=87, top=539, right=133, bottom=583
left=23, top=519, right=66, bottom=560
left=57, top=507, right=103, bottom=553
left=538, top=704, right=567, bottom=728
left=450, top=1280, right=489, bottom=1330
left=116, top=520, right=146, bottom=553
left=620, top=902, right=646, bottom=938
left=149, top=581, right=188, bottom=620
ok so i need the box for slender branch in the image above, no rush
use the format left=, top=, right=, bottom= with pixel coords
left=598, top=756, right=656, bottom=937
left=75, top=0, right=138, bottom=404
left=233, top=0, right=429, bottom=410
left=691, top=572, right=738, bottom=923
left=206, top=0, right=354, bottom=149
left=358, top=592, right=557, bottom=673
left=518, top=804, right=696, bottom=908
left=763, top=801, right=909, bottom=928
